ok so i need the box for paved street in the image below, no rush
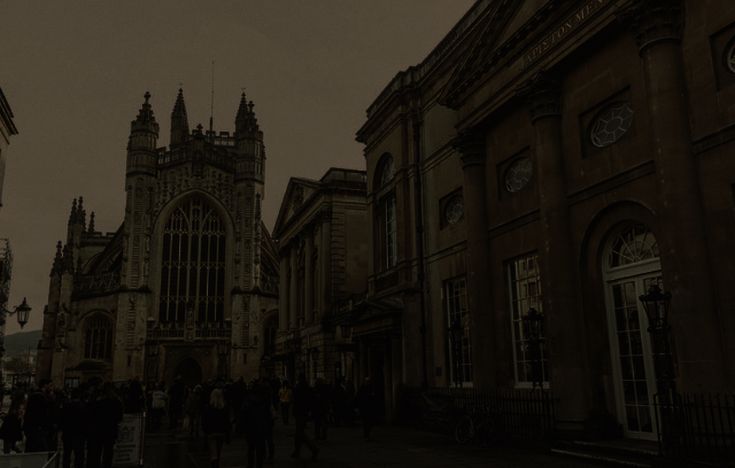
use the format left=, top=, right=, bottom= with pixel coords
left=145, top=422, right=598, bottom=468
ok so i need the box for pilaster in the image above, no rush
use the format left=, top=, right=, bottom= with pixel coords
left=521, top=74, right=590, bottom=429
left=625, top=0, right=726, bottom=390
left=453, top=129, right=495, bottom=388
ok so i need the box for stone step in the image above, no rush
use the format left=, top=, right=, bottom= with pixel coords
left=550, top=447, right=653, bottom=467
left=550, top=439, right=659, bottom=467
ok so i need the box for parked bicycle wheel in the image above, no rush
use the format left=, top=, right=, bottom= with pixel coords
left=454, top=415, right=474, bottom=444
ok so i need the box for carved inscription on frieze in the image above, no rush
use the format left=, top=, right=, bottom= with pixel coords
left=523, top=0, right=609, bottom=69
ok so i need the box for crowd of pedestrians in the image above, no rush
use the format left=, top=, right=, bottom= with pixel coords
left=0, top=373, right=381, bottom=468
left=147, top=373, right=380, bottom=468
left=0, top=377, right=129, bottom=468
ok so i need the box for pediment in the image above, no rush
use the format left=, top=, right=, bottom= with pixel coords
left=272, top=178, right=320, bottom=237
left=441, top=0, right=616, bottom=109
left=440, top=0, right=528, bottom=107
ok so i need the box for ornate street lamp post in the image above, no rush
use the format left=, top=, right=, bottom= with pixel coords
left=523, top=307, right=545, bottom=390
left=639, top=284, right=675, bottom=397
left=1, top=297, right=32, bottom=329
left=449, top=317, right=463, bottom=388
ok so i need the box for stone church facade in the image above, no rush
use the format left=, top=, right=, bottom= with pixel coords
left=37, top=90, right=279, bottom=387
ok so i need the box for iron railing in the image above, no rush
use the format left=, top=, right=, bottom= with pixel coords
left=401, top=386, right=557, bottom=443
left=655, top=392, right=735, bottom=464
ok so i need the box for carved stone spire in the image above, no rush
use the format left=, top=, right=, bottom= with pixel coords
left=235, top=93, right=260, bottom=137
left=170, top=88, right=189, bottom=146
left=235, top=92, right=249, bottom=135
left=128, top=91, right=159, bottom=149
left=51, top=241, right=63, bottom=275
left=68, top=198, right=78, bottom=226
left=77, top=196, right=86, bottom=228
left=88, top=212, right=96, bottom=234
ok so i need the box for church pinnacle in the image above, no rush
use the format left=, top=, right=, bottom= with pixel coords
left=130, top=91, right=159, bottom=137
left=170, top=88, right=189, bottom=146
left=235, top=92, right=259, bottom=137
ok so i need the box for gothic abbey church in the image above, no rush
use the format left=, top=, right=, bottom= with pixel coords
left=36, top=91, right=279, bottom=387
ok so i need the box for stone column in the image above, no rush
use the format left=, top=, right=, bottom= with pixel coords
left=289, top=242, right=298, bottom=330
left=304, top=229, right=314, bottom=325
left=319, top=209, right=332, bottom=320
left=453, top=130, right=495, bottom=388
left=522, top=74, right=589, bottom=428
left=627, top=0, right=725, bottom=390
left=278, top=252, right=289, bottom=331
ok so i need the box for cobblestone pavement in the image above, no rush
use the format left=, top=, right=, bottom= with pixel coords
left=145, top=422, right=598, bottom=468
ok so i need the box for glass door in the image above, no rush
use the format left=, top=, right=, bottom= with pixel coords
left=607, top=274, right=661, bottom=439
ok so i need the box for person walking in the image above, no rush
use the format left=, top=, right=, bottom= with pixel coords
left=278, top=381, right=292, bottom=425
left=0, top=397, right=24, bottom=454
left=290, top=375, right=318, bottom=461
left=59, top=387, right=88, bottom=468
left=202, top=388, right=230, bottom=468
left=23, top=380, right=53, bottom=452
left=184, top=385, right=203, bottom=439
left=313, top=378, right=330, bottom=441
left=150, top=383, right=168, bottom=433
left=86, top=382, right=123, bottom=468
left=356, top=377, right=377, bottom=440
left=242, top=384, right=271, bottom=468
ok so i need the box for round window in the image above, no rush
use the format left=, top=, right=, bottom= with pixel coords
left=443, top=195, right=464, bottom=225
left=504, top=157, right=533, bottom=193
left=590, top=103, right=634, bottom=148
left=725, top=40, right=735, bottom=74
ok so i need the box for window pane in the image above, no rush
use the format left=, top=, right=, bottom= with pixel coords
left=507, top=253, right=548, bottom=385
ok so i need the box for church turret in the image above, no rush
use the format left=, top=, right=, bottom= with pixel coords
left=234, top=93, right=265, bottom=183
left=170, top=88, right=189, bottom=147
left=126, top=92, right=159, bottom=177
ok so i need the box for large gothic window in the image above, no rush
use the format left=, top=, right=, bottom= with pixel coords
left=84, top=314, right=113, bottom=361
left=159, top=196, right=226, bottom=326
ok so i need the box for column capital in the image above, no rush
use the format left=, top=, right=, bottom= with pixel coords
left=619, top=0, right=683, bottom=54
left=452, top=129, right=486, bottom=168
left=517, top=72, right=561, bottom=123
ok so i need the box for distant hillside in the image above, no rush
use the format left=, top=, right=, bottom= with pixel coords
left=3, top=330, right=41, bottom=356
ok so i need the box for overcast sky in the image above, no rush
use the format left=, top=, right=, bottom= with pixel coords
left=0, top=0, right=474, bottom=333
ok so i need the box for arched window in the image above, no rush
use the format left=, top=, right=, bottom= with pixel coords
left=84, top=314, right=113, bottom=361
left=608, top=224, right=659, bottom=268
left=159, top=195, right=227, bottom=325
left=603, top=223, right=662, bottom=437
left=375, top=153, right=395, bottom=189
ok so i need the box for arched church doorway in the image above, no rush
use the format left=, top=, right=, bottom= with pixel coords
left=602, top=224, right=662, bottom=440
left=173, top=357, right=203, bottom=386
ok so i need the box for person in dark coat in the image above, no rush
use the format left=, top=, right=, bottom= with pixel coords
left=23, top=380, right=53, bottom=452
left=60, top=387, right=88, bottom=468
left=86, top=383, right=124, bottom=468
left=242, top=384, right=271, bottom=468
left=313, top=378, right=330, bottom=440
left=0, top=397, right=24, bottom=454
left=290, top=375, right=318, bottom=461
left=168, top=376, right=186, bottom=430
left=355, top=377, right=377, bottom=440
left=202, top=388, right=230, bottom=468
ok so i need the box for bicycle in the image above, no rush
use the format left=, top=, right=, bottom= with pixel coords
left=453, top=405, right=498, bottom=447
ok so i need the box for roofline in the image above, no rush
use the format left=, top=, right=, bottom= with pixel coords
left=359, top=0, right=490, bottom=127
left=0, top=87, right=19, bottom=135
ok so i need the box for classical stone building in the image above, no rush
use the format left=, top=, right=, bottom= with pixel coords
left=271, top=168, right=368, bottom=384
left=0, top=87, right=19, bottom=369
left=356, top=0, right=735, bottom=438
left=37, top=90, right=279, bottom=387
left=0, top=87, right=18, bottom=212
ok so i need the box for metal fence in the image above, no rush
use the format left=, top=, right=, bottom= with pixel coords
left=656, top=392, right=735, bottom=464
left=401, top=386, right=557, bottom=442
